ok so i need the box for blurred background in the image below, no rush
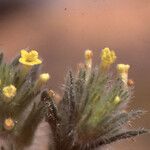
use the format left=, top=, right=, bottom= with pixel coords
left=0, top=0, right=150, bottom=149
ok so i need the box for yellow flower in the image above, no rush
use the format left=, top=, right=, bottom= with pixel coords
left=100, top=47, right=116, bottom=69
left=85, top=50, right=93, bottom=60
left=39, top=73, right=50, bottom=83
left=4, top=118, right=15, bottom=131
left=84, top=50, right=93, bottom=81
left=85, top=49, right=93, bottom=69
left=19, top=49, right=42, bottom=66
left=3, top=85, right=17, bottom=99
left=114, top=96, right=121, bottom=104
left=117, top=64, right=130, bottom=74
left=117, top=64, right=130, bottom=85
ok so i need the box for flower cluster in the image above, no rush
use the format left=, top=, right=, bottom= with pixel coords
left=84, top=47, right=131, bottom=104
left=0, top=48, right=147, bottom=150
left=45, top=47, right=147, bottom=150
left=0, top=49, right=50, bottom=132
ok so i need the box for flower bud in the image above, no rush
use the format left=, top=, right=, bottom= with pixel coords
left=39, top=73, right=50, bottom=84
left=85, top=50, right=93, bottom=60
left=4, top=118, right=15, bottom=131
left=127, top=79, right=134, bottom=87
left=114, top=96, right=121, bottom=104
left=117, top=64, right=130, bottom=74
left=3, top=85, right=17, bottom=101
left=85, top=50, right=93, bottom=69
left=117, top=64, right=130, bottom=85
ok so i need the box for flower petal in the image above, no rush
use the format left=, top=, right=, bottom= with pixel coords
left=29, top=50, right=38, bottom=59
left=20, top=49, right=28, bottom=58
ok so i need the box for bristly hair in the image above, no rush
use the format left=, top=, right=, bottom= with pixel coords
left=0, top=48, right=148, bottom=150
left=44, top=49, right=149, bottom=150
left=0, top=51, right=47, bottom=150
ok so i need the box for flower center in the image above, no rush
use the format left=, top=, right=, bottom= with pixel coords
left=26, top=54, right=36, bottom=62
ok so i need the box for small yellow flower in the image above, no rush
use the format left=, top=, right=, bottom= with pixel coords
left=85, top=49, right=93, bottom=69
left=117, top=64, right=130, bottom=74
left=114, top=96, right=121, bottom=104
left=100, top=47, right=116, bottom=69
left=4, top=118, right=15, bottom=131
left=3, top=85, right=17, bottom=99
left=85, top=50, right=93, bottom=60
left=39, top=73, right=50, bottom=83
left=117, top=64, right=130, bottom=85
left=84, top=50, right=93, bottom=81
left=19, top=49, right=42, bottom=66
